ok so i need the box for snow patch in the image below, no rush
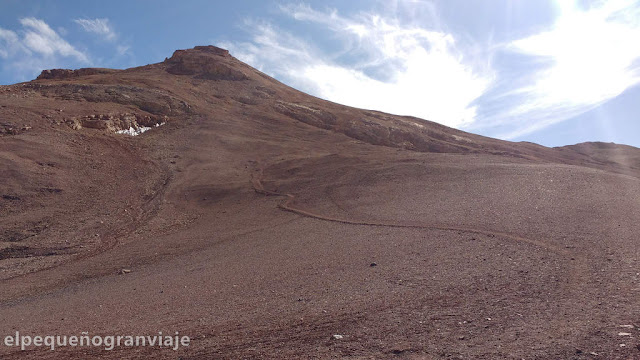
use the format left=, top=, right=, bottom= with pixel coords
left=116, top=122, right=165, bottom=136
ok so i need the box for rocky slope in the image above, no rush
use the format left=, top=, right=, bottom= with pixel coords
left=0, top=46, right=639, bottom=359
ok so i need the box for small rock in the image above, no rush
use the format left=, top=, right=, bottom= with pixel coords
left=589, top=351, right=599, bottom=356
left=618, top=332, right=632, bottom=336
left=619, top=325, right=634, bottom=328
left=619, top=344, right=626, bottom=347
left=119, top=269, right=131, bottom=275
left=370, top=262, right=377, bottom=267
left=332, top=334, right=344, bottom=340
left=458, top=336, right=465, bottom=340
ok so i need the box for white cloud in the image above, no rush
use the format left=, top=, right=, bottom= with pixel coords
left=0, top=18, right=89, bottom=82
left=487, top=0, right=640, bottom=139
left=0, top=28, right=22, bottom=58
left=74, top=18, right=116, bottom=41
left=74, top=18, right=133, bottom=63
left=20, top=18, right=88, bottom=61
left=224, top=4, right=493, bottom=128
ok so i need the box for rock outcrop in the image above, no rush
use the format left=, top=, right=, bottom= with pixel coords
left=36, top=68, right=121, bottom=80
left=164, top=46, right=248, bottom=80
left=23, top=83, right=192, bottom=116
left=0, top=122, right=30, bottom=136
left=64, top=113, right=166, bottom=133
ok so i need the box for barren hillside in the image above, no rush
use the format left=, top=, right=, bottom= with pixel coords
left=1, top=46, right=639, bottom=359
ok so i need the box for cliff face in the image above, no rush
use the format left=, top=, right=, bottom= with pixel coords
left=0, top=46, right=639, bottom=359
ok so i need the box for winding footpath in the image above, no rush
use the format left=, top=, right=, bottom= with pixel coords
left=251, top=165, right=573, bottom=257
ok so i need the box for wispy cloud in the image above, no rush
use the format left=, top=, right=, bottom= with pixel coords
left=0, top=28, right=23, bottom=59
left=74, top=18, right=134, bottom=60
left=0, top=18, right=89, bottom=82
left=19, top=18, right=88, bottom=62
left=74, top=18, right=116, bottom=41
left=223, top=3, right=493, bottom=128
left=116, top=45, right=131, bottom=56
left=475, top=0, right=640, bottom=139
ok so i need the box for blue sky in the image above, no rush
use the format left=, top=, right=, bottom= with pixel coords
left=1, top=0, right=639, bottom=147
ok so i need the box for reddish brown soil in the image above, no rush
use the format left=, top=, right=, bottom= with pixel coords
left=1, top=46, right=639, bottom=359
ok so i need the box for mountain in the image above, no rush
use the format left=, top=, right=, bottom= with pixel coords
left=1, top=46, right=639, bottom=359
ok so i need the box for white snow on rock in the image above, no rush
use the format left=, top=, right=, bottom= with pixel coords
left=116, top=122, right=165, bottom=136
